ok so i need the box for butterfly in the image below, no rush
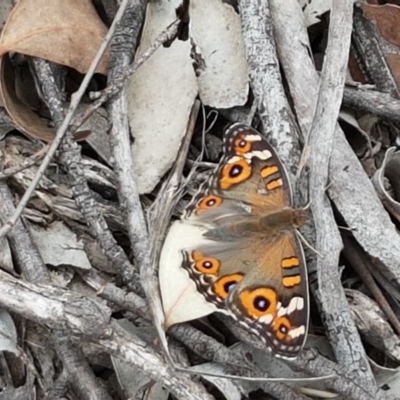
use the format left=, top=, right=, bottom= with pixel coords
left=159, top=123, right=309, bottom=359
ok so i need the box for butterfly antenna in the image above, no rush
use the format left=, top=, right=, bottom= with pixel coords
left=302, top=199, right=312, bottom=211
left=295, top=229, right=324, bottom=258
left=337, top=225, right=356, bottom=232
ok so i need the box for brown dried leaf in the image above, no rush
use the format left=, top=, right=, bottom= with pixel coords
left=362, top=4, right=400, bottom=48
left=371, top=147, right=400, bottom=223
left=0, top=0, right=109, bottom=74
left=361, top=4, right=400, bottom=90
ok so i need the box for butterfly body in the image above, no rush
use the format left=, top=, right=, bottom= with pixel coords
left=160, top=123, right=309, bottom=359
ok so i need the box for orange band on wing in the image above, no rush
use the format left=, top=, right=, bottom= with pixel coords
left=261, top=165, right=279, bottom=178
left=266, top=178, right=283, bottom=191
left=281, top=257, right=300, bottom=269
left=282, top=275, right=301, bottom=288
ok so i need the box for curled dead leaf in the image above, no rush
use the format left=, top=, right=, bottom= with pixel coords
left=372, top=147, right=400, bottom=223
left=0, top=54, right=90, bottom=142
left=0, top=0, right=109, bottom=74
left=361, top=4, right=400, bottom=91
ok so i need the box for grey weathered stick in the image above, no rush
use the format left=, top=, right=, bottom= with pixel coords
left=0, top=0, right=130, bottom=239
left=305, top=0, right=368, bottom=380
left=0, top=184, right=112, bottom=400
left=270, top=0, right=376, bottom=389
left=0, top=270, right=214, bottom=400
left=273, top=0, right=400, bottom=308
left=342, top=85, right=400, bottom=124
left=238, top=0, right=301, bottom=178
left=107, top=0, right=149, bottom=271
left=32, top=58, right=137, bottom=288
left=105, top=5, right=206, bottom=393
left=352, top=4, right=400, bottom=99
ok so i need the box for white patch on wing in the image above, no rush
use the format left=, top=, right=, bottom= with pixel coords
left=289, top=325, right=305, bottom=339
left=288, top=296, right=303, bottom=315
left=244, top=134, right=262, bottom=142
left=277, top=306, right=287, bottom=317
left=159, top=221, right=217, bottom=328
left=227, top=156, right=242, bottom=164
left=296, top=297, right=304, bottom=311
left=244, top=150, right=272, bottom=160
left=259, top=314, right=273, bottom=324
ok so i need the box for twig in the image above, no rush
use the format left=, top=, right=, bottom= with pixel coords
left=238, top=0, right=301, bottom=176
left=0, top=270, right=214, bottom=400
left=342, top=85, right=400, bottom=124
left=304, top=0, right=372, bottom=384
left=31, top=57, right=137, bottom=289
left=269, top=0, right=377, bottom=390
left=104, top=7, right=208, bottom=395
left=0, top=0, right=130, bottom=238
left=0, top=183, right=111, bottom=400
left=72, top=19, right=181, bottom=132
left=342, top=234, right=400, bottom=337
left=352, top=3, right=400, bottom=98
left=106, top=0, right=149, bottom=274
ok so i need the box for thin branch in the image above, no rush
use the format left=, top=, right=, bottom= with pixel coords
left=0, top=270, right=214, bottom=400
left=342, top=85, right=400, bottom=124
left=342, top=234, right=400, bottom=337
left=270, top=0, right=377, bottom=389
left=238, top=0, right=302, bottom=177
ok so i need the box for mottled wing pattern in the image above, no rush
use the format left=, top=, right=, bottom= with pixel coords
left=179, top=123, right=309, bottom=358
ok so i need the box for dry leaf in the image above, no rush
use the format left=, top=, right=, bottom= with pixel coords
left=298, top=0, right=332, bottom=27
left=361, top=4, right=400, bottom=90
left=0, top=308, right=19, bottom=355
left=371, top=147, right=400, bottom=223
left=29, top=220, right=92, bottom=271
left=0, top=0, right=109, bottom=74
left=128, top=0, right=250, bottom=194
left=370, top=358, right=400, bottom=397
left=0, top=55, right=91, bottom=142
left=346, top=289, right=400, bottom=363
left=0, top=54, right=60, bottom=142
left=127, top=0, right=198, bottom=194
left=190, top=0, right=248, bottom=108
left=339, top=109, right=373, bottom=158
left=0, top=1, right=12, bottom=33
